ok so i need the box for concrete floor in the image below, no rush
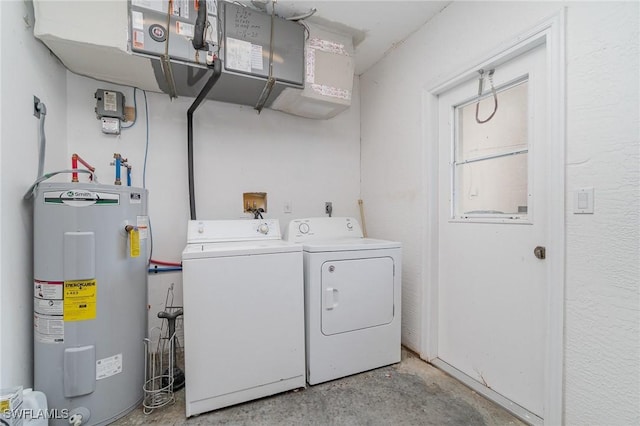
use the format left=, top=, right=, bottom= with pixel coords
left=113, top=349, right=525, bottom=426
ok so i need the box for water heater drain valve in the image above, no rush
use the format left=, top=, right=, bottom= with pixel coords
left=68, top=407, right=90, bottom=426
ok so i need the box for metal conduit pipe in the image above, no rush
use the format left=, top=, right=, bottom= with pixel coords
left=187, top=58, right=222, bottom=220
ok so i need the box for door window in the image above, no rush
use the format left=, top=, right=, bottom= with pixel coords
left=453, top=79, right=530, bottom=220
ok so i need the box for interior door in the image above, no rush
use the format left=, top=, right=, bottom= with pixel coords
left=437, top=45, right=547, bottom=417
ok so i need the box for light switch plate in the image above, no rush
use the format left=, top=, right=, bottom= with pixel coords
left=573, top=187, right=594, bottom=214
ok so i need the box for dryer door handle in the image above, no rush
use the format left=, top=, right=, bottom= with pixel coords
left=324, top=287, right=339, bottom=310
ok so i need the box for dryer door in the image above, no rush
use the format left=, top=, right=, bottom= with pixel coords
left=321, top=257, right=395, bottom=335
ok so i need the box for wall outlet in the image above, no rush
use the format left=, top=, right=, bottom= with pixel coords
left=283, top=200, right=292, bottom=214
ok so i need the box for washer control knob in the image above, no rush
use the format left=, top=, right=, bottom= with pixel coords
left=299, top=223, right=310, bottom=234
left=198, top=225, right=204, bottom=234
left=258, top=224, right=269, bottom=234
left=347, top=222, right=353, bottom=230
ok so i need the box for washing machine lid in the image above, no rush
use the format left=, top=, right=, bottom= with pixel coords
left=182, top=240, right=301, bottom=259
left=302, top=238, right=401, bottom=253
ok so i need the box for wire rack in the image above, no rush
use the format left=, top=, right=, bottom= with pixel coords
left=143, top=329, right=176, bottom=414
left=143, top=283, right=183, bottom=414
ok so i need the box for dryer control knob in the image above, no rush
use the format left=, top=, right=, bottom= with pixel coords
left=258, top=224, right=269, bottom=234
left=198, top=226, right=204, bottom=234
left=346, top=222, right=353, bottom=230
left=299, top=223, right=310, bottom=234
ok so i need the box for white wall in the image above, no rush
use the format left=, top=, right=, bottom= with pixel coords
left=65, top=72, right=361, bottom=338
left=0, top=0, right=3, bottom=391
left=360, top=1, right=639, bottom=424
left=0, top=0, right=68, bottom=388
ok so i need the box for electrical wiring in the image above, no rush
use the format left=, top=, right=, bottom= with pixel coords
left=205, top=20, right=214, bottom=48
left=215, top=12, right=222, bottom=57
left=286, top=7, right=317, bottom=21
left=36, top=102, right=47, bottom=178
left=23, top=169, right=98, bottom=200
left=300, top=20, right=310, bottom=41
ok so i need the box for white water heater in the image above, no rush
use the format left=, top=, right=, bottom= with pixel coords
left=33, top=183, right=148, bottom=426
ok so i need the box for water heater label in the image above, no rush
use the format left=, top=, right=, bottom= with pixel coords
left=130, top=192, right=142, bottom=204
left=63, top=279, right=97, bottom=322
left=44, top=190, right=120, bottom=207
left=34, top=298, right=63, bottom=316
left=96, top=353, right=123, bottom=380
left=34, top=280, right=64, bottom=343
left=34, top=313, right=64, bottom=344
left=137, top=215, right=149, bottom=239
left=35, top=280, right=63, bottom=299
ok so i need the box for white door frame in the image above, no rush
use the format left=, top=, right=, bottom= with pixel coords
left=420, top=10, right=566, bottom=425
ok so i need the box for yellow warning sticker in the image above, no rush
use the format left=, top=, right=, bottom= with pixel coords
left=129, top=228, right=140, bottom=258
left=64, top=279, right=97, bottom=321
left=0, top=398, right=9, bottom=413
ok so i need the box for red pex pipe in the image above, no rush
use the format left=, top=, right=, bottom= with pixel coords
left=72, top=153, right=96, bottom=182
left=150, top=259, right=182, bottom=267
left=71, top=154, right=78, bottom=182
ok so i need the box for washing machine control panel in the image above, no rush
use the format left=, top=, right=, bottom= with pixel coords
left=284, top=217, right=363, bottom=242
left=187, top=219, right=281, bottom=243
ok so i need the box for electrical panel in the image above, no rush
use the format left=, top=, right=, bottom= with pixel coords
left=95, top=89, right=125, bottom=120
left=95, top=89, right=126, bottom=135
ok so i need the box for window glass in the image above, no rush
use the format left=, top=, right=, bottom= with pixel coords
left=454, top=80, right=529, bottom=218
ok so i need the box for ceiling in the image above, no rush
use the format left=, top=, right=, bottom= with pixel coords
left=244, top=1, right=452, bottom=75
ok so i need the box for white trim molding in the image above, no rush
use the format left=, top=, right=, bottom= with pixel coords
left=421, top=9, right=566, bottom=426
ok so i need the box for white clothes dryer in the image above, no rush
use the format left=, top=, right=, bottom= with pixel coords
left=285, top=217, right=402, bottom=385
left=182, top=219, right=305, bottom=416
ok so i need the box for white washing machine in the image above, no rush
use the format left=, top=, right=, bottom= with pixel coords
left=181, top=219, right=305, bottom=417
left=285, top=217, right=402, bottom=385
